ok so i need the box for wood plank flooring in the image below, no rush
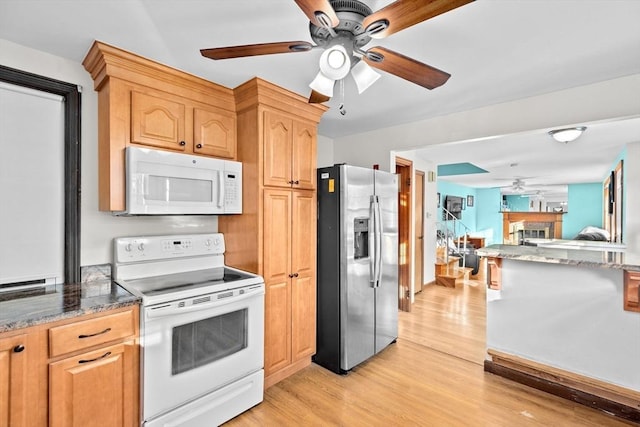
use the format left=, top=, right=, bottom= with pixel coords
left=225, top=279, right=634, bottom=426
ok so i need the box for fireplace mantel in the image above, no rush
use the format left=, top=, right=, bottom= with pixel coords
left=502, top=212, right=564, bottom=243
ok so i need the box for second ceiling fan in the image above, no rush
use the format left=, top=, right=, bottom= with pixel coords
left=201, top=0, right=474, bottom=103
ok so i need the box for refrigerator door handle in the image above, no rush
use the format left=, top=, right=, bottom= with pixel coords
left=369, top=195, right=377, bottom=286
left=375, top=196, right=383, bottom=287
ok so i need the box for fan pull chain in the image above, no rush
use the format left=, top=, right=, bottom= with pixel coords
left=338, top=79, right=346, bottom=116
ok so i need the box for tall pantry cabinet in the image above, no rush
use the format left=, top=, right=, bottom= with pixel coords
left=219, top=78, right=327, bottom=388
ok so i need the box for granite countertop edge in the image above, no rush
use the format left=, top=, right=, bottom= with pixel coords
left=476, top=244, right=640, bottom=272
left=0, top=282, right=140, bottom=334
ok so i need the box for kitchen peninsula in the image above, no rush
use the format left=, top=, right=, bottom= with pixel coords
left=476, top=244, right=640, bottom=422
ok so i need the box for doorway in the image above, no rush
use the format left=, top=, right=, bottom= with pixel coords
left=395, top=157, right=412, bottom=312
left=414, top=171, right=425, bottom=295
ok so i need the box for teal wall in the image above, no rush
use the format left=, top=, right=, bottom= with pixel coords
left=437, top=180, right=476, bottom=233
left=438, top=181, right=503, bottom=244
left=505, top=195, right=530, bottom=212
left=476, top=187, right=503, bottom=245
left=563, top=183, right=603, bottom=238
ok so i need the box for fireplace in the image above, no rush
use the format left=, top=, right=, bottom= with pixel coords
left=502, top=212, right=564, bottom=244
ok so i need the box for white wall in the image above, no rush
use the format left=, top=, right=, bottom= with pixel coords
left=488, top=259, right=638, bottom=391
left=1, top=39, right=217, bottom=267
left=626, top=141, right=640, bottom=253
left=317, top=134, right=334, bottom=168
left=332, top=74, right=640, bottom=172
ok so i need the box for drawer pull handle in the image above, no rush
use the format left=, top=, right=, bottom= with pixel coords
left=79, top=351, right=112, bottom=364
left=196, top=143, right=203, bottom=149
left=179, top=141, right=186, bottom=146
left=13, top=344, right=25, bottom=353
left=78, top=327, right=112, bottom=339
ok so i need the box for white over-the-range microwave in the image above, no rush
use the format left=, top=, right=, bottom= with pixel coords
left=118, top=146, right=242, bottom=215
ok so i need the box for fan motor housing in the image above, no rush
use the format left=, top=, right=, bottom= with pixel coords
left=309, top=0, right=373, bottom=48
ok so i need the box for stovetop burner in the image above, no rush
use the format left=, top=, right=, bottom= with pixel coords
left=113, top=233, right=264, bottom=306
left=118, top=267, right=255, bottom=297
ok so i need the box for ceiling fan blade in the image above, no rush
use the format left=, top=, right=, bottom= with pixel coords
left=201, top=41, right=313, bottom=60
left=362, top=0, right=474, bottom=39
left=363, top=47, right=451, bottom=90
left=294, top=0, right=339, bottom=28
left=309, top=90, right=331, bottom=104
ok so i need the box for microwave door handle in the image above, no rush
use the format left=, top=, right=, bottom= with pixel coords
left=217, top=170, right=225, bottom=209
left=142, top=174, right=149, bottom=197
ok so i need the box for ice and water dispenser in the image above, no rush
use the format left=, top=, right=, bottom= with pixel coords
left=354, top=217, right=369, bottom=259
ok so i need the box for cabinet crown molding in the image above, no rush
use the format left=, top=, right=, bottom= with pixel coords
left=82, top=40, right=235, bottom=112
left=234, top=77, right=327, bottom=121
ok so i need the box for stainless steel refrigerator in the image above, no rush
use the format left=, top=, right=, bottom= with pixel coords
left=315, top=164, right=399, bottom=374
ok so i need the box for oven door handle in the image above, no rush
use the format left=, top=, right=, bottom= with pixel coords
left=145, top=287, right=264, bottom=319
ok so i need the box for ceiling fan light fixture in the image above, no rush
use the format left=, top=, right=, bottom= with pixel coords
left=309, top=71, right=335, bottom=97
left=548, top=126, right=587, bottom=143
left=351, top=60, right=380, bottom=94
left=319, top=45, right=351, bottom=80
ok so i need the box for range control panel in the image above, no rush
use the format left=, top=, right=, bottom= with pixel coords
left=114, top=233, right=225, bottom=263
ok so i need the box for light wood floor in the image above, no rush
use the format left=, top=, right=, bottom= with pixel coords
left=225, top=279, right=633, bottom=426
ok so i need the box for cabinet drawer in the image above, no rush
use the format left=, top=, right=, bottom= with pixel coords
left=49, top=310, right=135, bottom=358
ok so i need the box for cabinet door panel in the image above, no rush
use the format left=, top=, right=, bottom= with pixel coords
left=291, top=274, right=316, bottom=361
left=263, top=111, right=292, bottom=188
left=291, top=191, right=317, bottom=360
left=264, top=280, right=292, bottom=375
left=0, top=334, right=28, bottom=427
left=292, top=121, right=316, bottom=190
left=193, top=107, right=236, bottom=159
left=263, top=189, right=293, bottom=375
left=131, top=91, right=186, bottom=151
left=49, top=341, right=137, bottom=427
left=263, top=190, right=292, bottom=283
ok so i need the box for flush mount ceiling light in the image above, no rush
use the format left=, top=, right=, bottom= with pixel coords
left=548, top=126, right=587, bottom=143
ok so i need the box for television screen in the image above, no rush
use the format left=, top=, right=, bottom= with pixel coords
left=444, top=195, right=463, bottom=219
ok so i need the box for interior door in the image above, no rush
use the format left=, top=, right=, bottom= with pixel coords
left=395, top=158, right=412, bottom=312
left=414, top=171, right=424, bottom=295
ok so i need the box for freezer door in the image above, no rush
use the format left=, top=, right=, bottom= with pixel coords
left=374, top=170, right=399, bottom=353
left=340, top=165, right=376, bottom=370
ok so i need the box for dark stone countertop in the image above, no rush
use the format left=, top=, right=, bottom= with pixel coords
left=0, top=281, right=140, bottom=334
left=476, top=244, right=640, bottom=271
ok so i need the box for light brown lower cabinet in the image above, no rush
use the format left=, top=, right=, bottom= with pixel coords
left=262, top=189, right=316, bottom=386
left=0, top=305, right=139, bottom=427
left=49, top=341, right=138, bottom=427
left=0, top=333, right=29, bottom=427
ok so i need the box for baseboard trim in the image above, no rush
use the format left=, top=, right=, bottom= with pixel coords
left=484, top=359, right=640, bottom=423
left=264, top=357, right=311, bottom=389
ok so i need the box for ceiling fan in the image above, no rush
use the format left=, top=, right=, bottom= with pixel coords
left=511, top=178, right=526, bottom=193
left=200, top=0, right=474, bottom=104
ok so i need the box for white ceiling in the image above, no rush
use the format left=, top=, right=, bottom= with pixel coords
left=412, top=116, right=640, bottom=199
left=1, top=0, right=639, bottom=192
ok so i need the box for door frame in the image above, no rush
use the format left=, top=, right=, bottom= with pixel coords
left=395, top=157, right=412, bottom=312
left=414, top=170, right=425, bottom=295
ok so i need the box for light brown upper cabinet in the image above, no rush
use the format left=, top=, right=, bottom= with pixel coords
left=219, top=78, right=327, bottom=388
left=83, top=41, right=237, bottom=211
left=263, top=110, right=316, bottom=190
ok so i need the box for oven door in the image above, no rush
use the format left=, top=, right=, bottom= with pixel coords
left=141, top=284, right=264, bottom=422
